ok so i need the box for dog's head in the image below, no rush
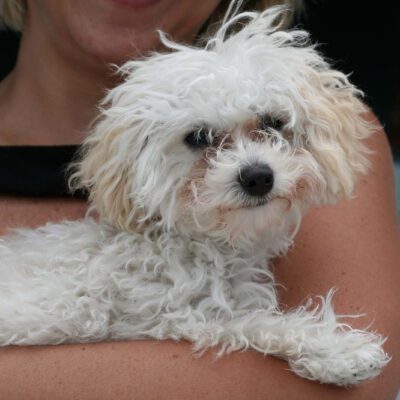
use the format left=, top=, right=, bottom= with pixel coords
left=73, top=6, right=373, bottom=250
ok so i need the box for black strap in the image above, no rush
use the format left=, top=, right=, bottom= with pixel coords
left=0, top=145, right=86, bottom=198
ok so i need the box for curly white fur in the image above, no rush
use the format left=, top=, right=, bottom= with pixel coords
left=0, top=3, right=389, bottom=386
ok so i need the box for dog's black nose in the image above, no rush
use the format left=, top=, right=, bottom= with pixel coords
left=238, top=164, right=274, bottom=197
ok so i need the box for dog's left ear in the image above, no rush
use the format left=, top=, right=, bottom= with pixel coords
left=302, top=68, right=376, bottom=205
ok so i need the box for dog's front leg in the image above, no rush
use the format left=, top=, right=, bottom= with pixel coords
left=241, top=295, right=389, bottom=386
left=190, top=293, right=389, bottom=386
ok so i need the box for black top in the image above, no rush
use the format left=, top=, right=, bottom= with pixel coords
left=0, top=145, right=85, bottom=197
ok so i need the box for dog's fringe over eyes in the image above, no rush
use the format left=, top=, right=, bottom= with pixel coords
left=1, top=1, right=389, bottom=387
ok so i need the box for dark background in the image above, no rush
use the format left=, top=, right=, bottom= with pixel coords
left=294, top=0, right=399, bottom=156
left=1, top=0, right=399, bottom=155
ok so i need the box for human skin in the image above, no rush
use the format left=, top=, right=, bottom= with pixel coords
left=0, top=0, right=399, bottom=399
left=0, top=0, right=222, bottom=145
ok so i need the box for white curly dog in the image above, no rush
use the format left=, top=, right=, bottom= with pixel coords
left=0, top=3, right=389, bottom=386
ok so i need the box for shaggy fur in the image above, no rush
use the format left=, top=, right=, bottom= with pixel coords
left=0, top=4, right=390, bottom=386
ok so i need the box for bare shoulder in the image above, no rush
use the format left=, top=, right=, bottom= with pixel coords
left=275, top=113, right=400, bottom=399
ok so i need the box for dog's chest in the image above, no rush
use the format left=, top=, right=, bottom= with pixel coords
left=84, top=230, right=274, bottom=322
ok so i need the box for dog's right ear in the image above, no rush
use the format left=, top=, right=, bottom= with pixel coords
left=70, top=116, right=139, bottom=232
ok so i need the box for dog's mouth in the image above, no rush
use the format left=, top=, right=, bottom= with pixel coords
left=241, top=196, right=269, bottom=209
left=229, top=193, right=293, bottom=212
left=234, top=183, right=271, bottom=209
left=225, top=194, right=270, bottom=211
left=214, top=196, right=269, bottom=215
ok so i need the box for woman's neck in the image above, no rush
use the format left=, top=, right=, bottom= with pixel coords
left=0, top=19, right=119, bottom=145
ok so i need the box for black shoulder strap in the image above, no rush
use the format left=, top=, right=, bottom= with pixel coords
left=0, top=145, right=86, bottom=198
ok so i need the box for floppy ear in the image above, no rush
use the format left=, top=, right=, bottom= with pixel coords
left=71, top=116, right=140, bottom=232
left=302, top=68, right=376, bottom=205
left=69, top=52, right=160, bottom=232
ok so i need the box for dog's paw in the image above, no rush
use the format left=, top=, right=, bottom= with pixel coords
left=288, top=331, right=390, bottom=386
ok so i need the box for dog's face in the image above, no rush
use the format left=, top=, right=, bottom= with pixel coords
left=75, top=7, right=372, bottom=249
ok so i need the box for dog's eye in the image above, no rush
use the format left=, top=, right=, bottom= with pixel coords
left=184, top=128, right=213, bottom=150
left=260, top=115, right=284, bottom=132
